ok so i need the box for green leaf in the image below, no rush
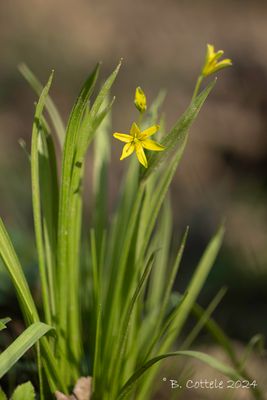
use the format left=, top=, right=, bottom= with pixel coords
left=0, top=388, right=7, bottom=400
left=90, top=59, right=122, bottom=119
left=109, top=253, right=156, bottom=398
left=0, top=322, right=52, bottom=379
left=181, top=286, right=227, bottom=350
left=118, top=350, right=241, bottom=399
left=0, top=318, right=11, bottom=331
left=92, top=95, right=111, bottom=255
left=11, top=382, right=35, bottom=400
left=137, top=225, right=224, bottom=399
left=0, top=220, right=65, bottom=393
left=142, top=79, right=216, bottom=180
left=75, top=59, right=121, bottom=160
left=240, top=334, right=265, bottom=370
left=145, top=89, right=166, bottom=127
left=136, top=82, right=216, bottom=270
left=92, top=303, right=103, bottom=392
left=0, top=218, right=38, bottom=324
left=146, top=197, right=173, bottom=311
left=140, top=228, right=189, bottom=361
left=57, top=63, right=100, bottom=374
left=38, top=121, right=59, bottom=322
left=18, top=63, right=65, bottom=148
left=31, top=71, right=54, bottom=325
left=192, top=304, right=265, bottom=400
left=160, top=225, right=225, bottom=351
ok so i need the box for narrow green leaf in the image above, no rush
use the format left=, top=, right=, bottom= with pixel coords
left=0, top=318, right=11, bottom=331
left=240, top=334, right=265, bottom=370
left=0, top=322, right=52, bottom=379
left=103, top=159, right=139, bottom=341
left=145, top=89, right=166, bottom=126
left=181, top=287, right=227, bottom=350
left=136, top=82, right=216, bottom=277
left=0, top=218, right=38, bottom=323
left=137, top=225, right=224, bottom=399
left=39, top=122, right=58, bottom=321
left=0, top=220, right=66, bottom=392
left=118, top=253, right=155, bottom=361
left=31, top=71, right=54, bottom=325
left=142, top=79, right=216, bottom=180
left=75, top=59, right=120, bottom=161
left=57, top=63, right=100, bottom=374
left=192, top=304, right=265, bottom=400
left=0, top=388, right=7, bottom=400
left=103, top=185, right=145, bottom=356
left=90, top=60, right=122, bottom=119
left=18, top=63, right=65, bottom=148
left=11, top=381, right=35, bottom=400
left=160, top=227, right=189, bottom=320
left=141, top=228, right=189, bottom=361
left=160, top=225, right=225, bottom=351
left=61, top=63, right=119, bottom=380
left=109, top=253, right=155, bottom=398
left=139, top=292, right=188, bottom=367
left=118, top=350, right=240, bottom=399
left=92, top=96, right=111, bottom=255
left=92, top=304, right=102, bottom=392
left=147, top=197, right=172, bottom=311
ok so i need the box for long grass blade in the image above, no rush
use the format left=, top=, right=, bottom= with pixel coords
left=181, top=286, right=227, bottom=350
left=0, top=219, right=65, bottom=392
left=0, top=322, right=52, bottom=379
left=160, top=224, right=225, bottom=351
left=57, top=64, right=100, bottom=377
left=31, top=71, right=54, bottom=325
left=0, top=219, right=38, bottom=323
left=118, top=350, right=241, bottom=400
left=110, top=252, right=155, bottom=396
left=18, top=63, right=66, bottom=148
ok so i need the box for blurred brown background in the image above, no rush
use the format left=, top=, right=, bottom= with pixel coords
left=0, top=0, right=267, bottom=398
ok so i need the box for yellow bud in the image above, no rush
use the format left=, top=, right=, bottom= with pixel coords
left=134, top=86, right=147, bottom=113
left=202, top=44, right=232, bottom=77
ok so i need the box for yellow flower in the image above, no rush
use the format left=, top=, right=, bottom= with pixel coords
left=113, top=123, right=165, bottom=168
left=134, top=87, right=147, bottom=113
left=202, top=44, right=232, bottom=77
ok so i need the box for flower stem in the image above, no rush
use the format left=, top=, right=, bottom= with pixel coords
left=191, top=75, right=204, bottom=103
left=138, top=112, right=144, bottom=127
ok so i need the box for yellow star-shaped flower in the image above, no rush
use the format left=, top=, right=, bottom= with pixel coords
left=202, top=44, right=232, bottom=77
left=113, top=123, right=165, bottom=168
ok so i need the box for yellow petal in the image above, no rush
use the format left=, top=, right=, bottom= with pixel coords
left=120, top=142, right=135, bottom=160
left=142, top=139, right=165, bottom=151
left=113, top=133, right=133, bottom=143
left=214, top=58, right=232, bottom=68
left=135, top=142, right=148, bottom=168
left=213, top=50, right=224, bottom=61
left=206, top=44, right=215, bottom=62
left=139, top=124, right=160, bottom=139
left=130, top=122, right=140, bottom=137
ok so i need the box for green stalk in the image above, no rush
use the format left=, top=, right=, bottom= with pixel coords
left=191, top=75, right=204, bottom=103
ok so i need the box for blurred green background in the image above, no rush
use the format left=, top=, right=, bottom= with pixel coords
left=0, top=0, right=267, bottom=398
